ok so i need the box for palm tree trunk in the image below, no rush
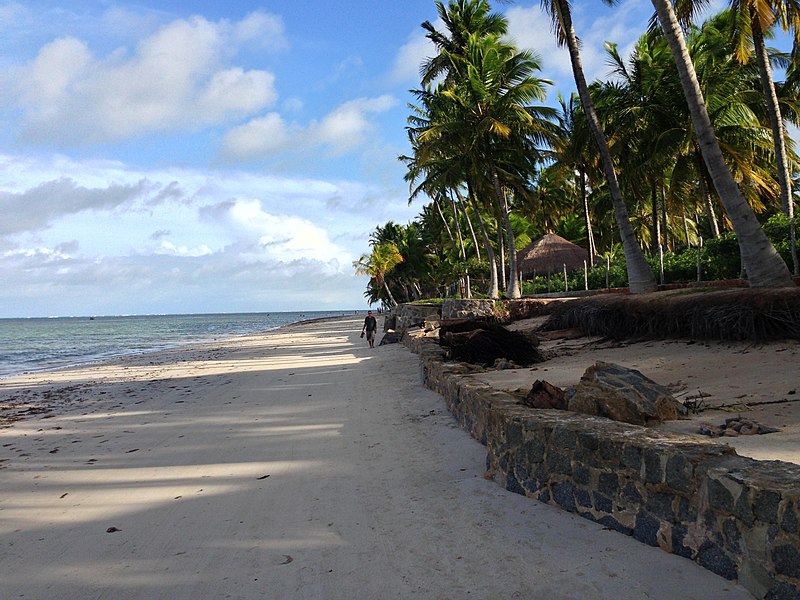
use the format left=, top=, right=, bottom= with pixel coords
left=496, top=221, right=506, bottom=291
left=752, top=17, right=798, bottom=275
left=467, top=179, right=499, bottom=298
left=651, top=182, right=661, bottom=256
left=454, top=188, right=481, bottom=261
left=557, top=0, right=656, bottom=293
left=580, top=167, right=596, bottom=265
left=448, top=192, right=471, bottom=298
left=651, top=0, right=794, bottom=287
left=485, top=150, right=520, bottom=297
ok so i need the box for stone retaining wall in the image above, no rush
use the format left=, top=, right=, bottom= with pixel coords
left=406, top=336, right=800, bottom=600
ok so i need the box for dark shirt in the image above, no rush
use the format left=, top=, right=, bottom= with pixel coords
left=364, top=316, right=377, bottom=332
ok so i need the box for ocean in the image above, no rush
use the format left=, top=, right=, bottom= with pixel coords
left=0, top=311, right=358, bottom=379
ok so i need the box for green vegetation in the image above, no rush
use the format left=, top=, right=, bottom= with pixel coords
left=355, top=0, right=800, bottom=308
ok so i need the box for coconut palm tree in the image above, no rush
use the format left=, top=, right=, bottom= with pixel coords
left=439, top=33, right=554, bottom=297
left=352, top=242, right=404, bottom=307
left=540, top=0, right=657, bottom=293
left=650, top=0, right=795, bottom=286
left=420, top=0, right=509, bottom=87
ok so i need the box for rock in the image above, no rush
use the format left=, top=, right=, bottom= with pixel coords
left=379, top=332, right=402, bottom=346
left=567, top=361, right=688, bottom=425
left=522, top=380, right=567, bottom=410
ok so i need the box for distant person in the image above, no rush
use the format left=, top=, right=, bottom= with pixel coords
left=361, top=310, right=378, bottom=349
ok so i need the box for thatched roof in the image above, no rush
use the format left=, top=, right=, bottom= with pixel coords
left=517, top=233, right=591, bottom=276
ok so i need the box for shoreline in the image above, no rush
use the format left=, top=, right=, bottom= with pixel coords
left=0, top=314, right=356, bottom=427
left=0, top=312, right=358, bottom=382
left=0, top=315, right=754, bottom=599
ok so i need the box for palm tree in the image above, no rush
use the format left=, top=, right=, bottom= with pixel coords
left=650, top=0, right=795, bottom=286
left=353, top=242, right=404, bottom=307
left=439, top=33, right=554, bottom=297
left=728, top=0, right=800, bottom=273
left=420, top=0, right=508, bottom=86
left=540, top=0, right=657, bottom=293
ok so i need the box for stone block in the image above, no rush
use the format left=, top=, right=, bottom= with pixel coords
left=755, top=489, right=782, bottom=524
left=573, top=464, right=592, bottom=486
left=665, top=454, right=694, bottom=493
left=621, top=444, right=642, bottom=471
left=550, top=426, right=578, bottom=450
left=546, top=451, right=572, bottom=475
left=593, top=491, right=613, bottom=514
left=671, top=524, right=694, bottom=558
left=622, top=481, right=643, bottom=505
left=634, top=511, right=661, bottom=546
left=782, top=500, right=799, bottom=534
left=772, top=544, right=800, bottom=579
left=441, top=298, right=496, bottom=320
left=647, top=492, right=676, bottom=521
left=643, top=448, right=665, bottom=484
left=575, top=487, right=593, bottom=508
left=766, top=581, right=800, bottom=600
left=708, top=478, right=735, bottom=513
left=524, top=438, right=545, bottom=464
left=698, top=541, right=738, bottom=580
left=552, top=481, right=577, bottom=512
left=598, top=472, right=619, bottom=496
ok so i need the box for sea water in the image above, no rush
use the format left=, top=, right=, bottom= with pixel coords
left=0, top=311, right=358, bottom=378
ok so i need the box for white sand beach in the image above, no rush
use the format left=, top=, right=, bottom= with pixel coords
left=0, top=316, right=755, bottom=599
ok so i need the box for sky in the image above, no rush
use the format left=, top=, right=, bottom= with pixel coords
left=0, top=0, right=788, bottom=317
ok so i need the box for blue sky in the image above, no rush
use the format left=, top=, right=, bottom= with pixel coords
left=0, top=0, right=789, bottom=317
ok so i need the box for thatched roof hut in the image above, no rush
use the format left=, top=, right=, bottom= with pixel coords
left=517, top=233, right=591, bottom=277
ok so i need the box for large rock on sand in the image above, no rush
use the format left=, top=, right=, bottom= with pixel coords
left=567, top=361, right=687, bottom=425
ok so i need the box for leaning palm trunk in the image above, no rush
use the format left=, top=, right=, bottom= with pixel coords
left=467, top=179, right=500, bottom=298
left=580, top=168, right=596, bottom=265
left=448, top=193, right=472, bottom=298
left=556, top=0, right=656, bottom=293
left=651, top=0, right=794, bottom=287
left=454, top=189, right=481, bottom=261
left=486, top=151, right=521, bottom=298
left=752, top=18, right=799, bottom=275
left=436, top=197, right=471, bottom=298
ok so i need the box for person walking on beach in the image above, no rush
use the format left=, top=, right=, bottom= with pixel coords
left=361, top=310, right=378, bottom=348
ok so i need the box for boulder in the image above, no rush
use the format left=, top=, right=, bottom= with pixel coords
left=567, top=361, right=688, bottom=425
left=522, top=380, right=567, bottom=410
left=379, top=332, right=402, bottom=346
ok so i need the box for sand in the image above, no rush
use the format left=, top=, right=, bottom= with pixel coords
left=0, top=316, right=756, bottom=599
left=463, top=317, right=800, bottom=466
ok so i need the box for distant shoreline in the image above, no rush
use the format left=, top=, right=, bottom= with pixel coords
left=0, top=311, right=362, bottom=380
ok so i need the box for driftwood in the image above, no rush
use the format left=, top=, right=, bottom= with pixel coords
left=439, top=319, right=543, bottom=366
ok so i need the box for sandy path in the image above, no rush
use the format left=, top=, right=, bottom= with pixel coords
left=0, top=317, right=754, bottom=599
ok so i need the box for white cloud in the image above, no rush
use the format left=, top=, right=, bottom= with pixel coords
left=220, top=95, right=397, bottom=162
left=12, top=13, right=279, bottom=144
left=0, top=177, right=150, bottom=234
left=220, top=113, right=296, bottom=160
left=234, top=10, right=288, bottom=50
left=506, top=0, right=651, bottom=93
left=390, top=27, right=436, bottom=84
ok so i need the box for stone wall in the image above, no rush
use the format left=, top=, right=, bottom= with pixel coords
left=406, top=336, right=800, bottom=600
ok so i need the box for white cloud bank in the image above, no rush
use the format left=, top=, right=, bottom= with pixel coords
left=0, top=154, right=413, bottom=316
left=11, top=12, right=284, bottom=145
left=220, top=95, right=398, bottom=162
